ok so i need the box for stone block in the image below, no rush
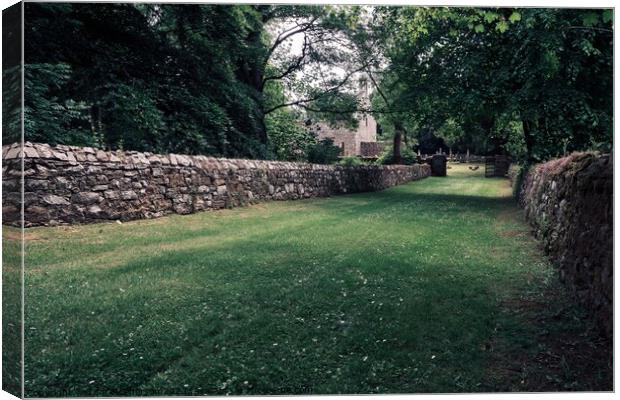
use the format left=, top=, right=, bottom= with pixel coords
left=23, top=146, right=39, bottom=158
left=120, top=190, right=138, bottom=200
left=96, top=150, right=109, bottom=162
left=72, top=192, right=102, bottom=205
left=5, top=147, right=21, bottom=159
left=87, top=205, right=103, bottom=215
left=104, top=190, right=120, bottom=200
left=42, top=194, right=70, bottom=206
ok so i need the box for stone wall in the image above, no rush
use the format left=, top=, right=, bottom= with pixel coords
left=517, top=153, right=612, bottom=337
left=2, top=142, right=430, bottom=227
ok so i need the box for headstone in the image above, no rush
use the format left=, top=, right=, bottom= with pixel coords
left=430, top=154, right=447, bottom=177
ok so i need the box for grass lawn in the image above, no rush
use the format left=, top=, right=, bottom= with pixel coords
left=14, top=163, right=611, bottom=396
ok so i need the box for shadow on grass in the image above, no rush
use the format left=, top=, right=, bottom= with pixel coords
left=294, top=190, right=517, bottom=228
left=24, top=188, right=518, bottom=273
left=26, top=238, right=507, bottom=396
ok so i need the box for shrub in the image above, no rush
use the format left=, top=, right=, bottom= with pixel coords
left=376, top=146, right=417, bottom=165
left=265, top=92, right=316, bottom=161
left=307, top=138, right=342, bottom=164
left=338, top=156, right=364, bottom=167
left=510, top=163, right=531, bottom=200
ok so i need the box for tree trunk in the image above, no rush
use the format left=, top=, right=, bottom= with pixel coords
left=256, top=110, right=268, bottom=146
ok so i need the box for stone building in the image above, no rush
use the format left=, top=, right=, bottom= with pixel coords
left=312, top=77, right=383, bottom=159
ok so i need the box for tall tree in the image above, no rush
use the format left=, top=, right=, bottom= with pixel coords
left=23, top=3, right=372, bottom=158
left=371, top=7, right=613, bottom=162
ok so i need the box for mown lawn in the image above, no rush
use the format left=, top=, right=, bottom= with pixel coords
left=16, top=164, right=611, bottom=396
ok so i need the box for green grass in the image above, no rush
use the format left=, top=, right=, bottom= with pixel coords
left=2, top=226, right=22, bottom=397
left=16, top=163, right=611, bottom=396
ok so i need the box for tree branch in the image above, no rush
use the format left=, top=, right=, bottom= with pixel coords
left=565, top=26, right=613, bottom=33
left=262, top=33, right=309, bottom=88
left=264, top=62, right=370, bottom=114
left=365, top=66, right=392, bottom=109
left=300, top=104, right=415, bottom=115
left=265, top=16, right=320, bottom=65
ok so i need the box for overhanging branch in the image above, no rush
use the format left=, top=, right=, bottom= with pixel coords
left=262, top=33, right=310, bottom=89
left=263, top=62, right=370, bottom=114
left=264, top=16, right=320, bottom=65
left=300, top=104, right=415, bottom=115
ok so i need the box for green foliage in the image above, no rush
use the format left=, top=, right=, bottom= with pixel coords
left=2, top=66, right=21, bottom=143
left=306, top=138, right=341, bottom=164
left=509, top=11, right=521, bottom=23
left=338, top=156, right=364, bottom=166
left=96, top=84, right=165, bottom=151
left=372, top=7, right=612, bottom=162
left=264, top=77, right=319, bottom=161
left=510, top=163, right=531, bottom=200
left=369, top=78, right=422, bottom=157
left=20, top=4, right=612, bottom=163
left=497, top=118, right=527, bottom=161
left=23, top=64, right=94, bottom=146
left=306, top=92, right=360, bottom=130
left=23, top=3, right=367, bottom=158
left=376, top=145, right=417, bottom=165
left=436, top=118, right=464, bottom=150
left=265, top=109, right=315, bottom=161
left=23, top=3, right=273, bottom=157
left=2, top=3, right=21, bottom=146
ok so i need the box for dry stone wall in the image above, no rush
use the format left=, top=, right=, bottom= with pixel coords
left=517, top=152, right=612, bottom=337
left=2, top=142, right=430, bottom=227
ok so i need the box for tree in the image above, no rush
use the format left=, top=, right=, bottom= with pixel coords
left=372, top=7, right=613, bottom=162
left=23, top=64, right=93, bottom=147
left=436, top=118, right=464, bottom=156
left=25, top=3, right=268, bottom=156
left=23, top=4, right=372, bottom=159
left=21, top=5, right=612, bottom=163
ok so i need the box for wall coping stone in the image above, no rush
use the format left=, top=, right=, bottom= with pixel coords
left=3, top=142, right=418, bottom=172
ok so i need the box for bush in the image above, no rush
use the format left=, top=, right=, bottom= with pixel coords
left=376, top=146, right=417, bottom=165
left=338, top=156, right=364, bottom=167
left=266, top=110, right=316, bottom=162
left=510, top=163, right=531, bottom=200
left=307, top=138, right=342, bottom=164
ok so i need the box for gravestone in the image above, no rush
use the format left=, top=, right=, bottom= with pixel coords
left=430, top=154, right=447, bottom=177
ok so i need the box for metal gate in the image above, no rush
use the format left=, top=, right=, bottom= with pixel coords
left=485, top=155, right=510, bottom=177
